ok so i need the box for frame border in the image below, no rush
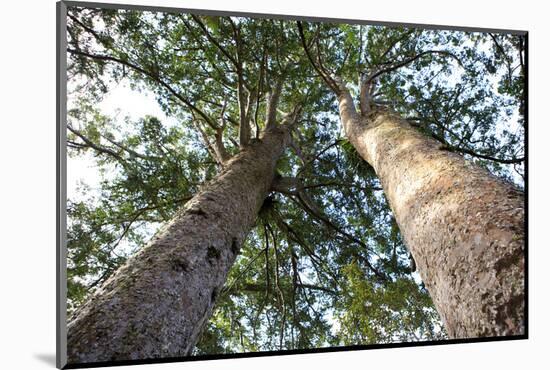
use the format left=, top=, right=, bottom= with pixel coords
left=57, top=1, right=68, bottom=368
left=62, top=0, right=527, bottom=34
left=56, top=1, right=529, bottom=368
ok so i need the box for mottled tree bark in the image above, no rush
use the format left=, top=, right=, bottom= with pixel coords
left=337, top=88, right=524, bottom=338
left=67, top=125, right=290, bottom=364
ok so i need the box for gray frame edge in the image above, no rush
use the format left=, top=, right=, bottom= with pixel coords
left=57, top=1, right=68, bottom=369
left=62, top=0, right=527, bottom=35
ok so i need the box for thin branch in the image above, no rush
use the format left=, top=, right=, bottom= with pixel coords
left=68, top=13, right=103, bottom=42
left=253, top=48, right=267, bottom=139
left=220, top=246, right=268, bottom=297
left=67, top=48, right=219, bottom=129
left=289, top=136, right=307, bottom=165
left=190, top=15, right=239, bottom=68
left=296, top=21, right=339, bottom=93
left=457, top=146, right=524, bottom=164
left=191, top=117, right=223, bottom=165
left=101, top=135, right=159, bottom=161
left=189, top=14, right=252, bottom=146
left=367, top=50, right=464, bottom=84
left=67, top=125, right=126, bottom=165
left=214, top=99, right=231, bottom=164
left=266, top=222, right=286, bottom=350
left=378, top=29, right=416, bottom=63
left=228, top=282, right=337, bottom=296
left=337, top=44, right=353, bottom=74
left=271, top=210, right=341, bottom=288
left=301, top=181, right=382, bottom=192
left=297, top=140, right=342, bottom=175
left=408, top=119, right=525, bottom=164
left=489, top=33, right=513, bottom=84
left=284, top=188, right=387, bottom=281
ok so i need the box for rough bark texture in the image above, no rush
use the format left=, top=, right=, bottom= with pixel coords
left=339, top=94, right=524, bottom=338
left=67, top=125, right=290, bottom=364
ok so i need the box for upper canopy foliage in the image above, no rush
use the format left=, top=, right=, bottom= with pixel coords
left=66, top=5, right=525, bottom=353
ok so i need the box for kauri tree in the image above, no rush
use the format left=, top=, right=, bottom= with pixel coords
left=64, top=6, right=525, bottom=364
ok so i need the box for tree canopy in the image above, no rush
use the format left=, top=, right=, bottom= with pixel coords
left=65, top=5, right=525, bottom=354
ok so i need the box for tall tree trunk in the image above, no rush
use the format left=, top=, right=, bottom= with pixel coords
left=67, top=125, right=290, bottom=364
left=337, top=89, right=524, bottom=338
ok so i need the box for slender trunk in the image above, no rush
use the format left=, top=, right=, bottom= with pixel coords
left=67, top=125, right=290, bottom=364
left=338, top=92, right=524, bottom=338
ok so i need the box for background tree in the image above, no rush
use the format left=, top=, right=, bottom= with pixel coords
left=65, top=6, right=524, bottom=362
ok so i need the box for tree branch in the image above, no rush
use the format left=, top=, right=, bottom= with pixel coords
left=213, top=99, right=231, bottom=164
left=67, top=48, right=219, bottom=129
left=189, top=14, right=253, bottom=145
left=301, top=181, right=382, bottom=192
left=297, top=140, right=342, bottom=175
left=456, top=146, right=524, bottom=164
left=265, top=77, right=285, bottom=129
left=333, top=76, right=362, bottom=129
left=220, top=246, right=268, bottom=297
left=378, top=29, right=416, bottom=64
left=228, top=282, right=337, bottom=296
left=101, top=135, right=160, bottom=161
left=254, top=48, right=267, bottom=139
left=272, top=176, right=387, bottom=281
left=67, top=125, right=127, bottom=165
left=408, top=119, right=525, bottom=164
left=190, top=15, right=239, bottom=69
left=191, top=118, right=224, bottom=166
left=367, top=50, right=464, bottom=84
left=296, top=21, right=340, bottom=94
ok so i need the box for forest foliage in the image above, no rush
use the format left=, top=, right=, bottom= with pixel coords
left=66, top=6, right=525, bottom=353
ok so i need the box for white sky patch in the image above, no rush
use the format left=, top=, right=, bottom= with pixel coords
left=67, top=81, right=178, bottom=202
left=97, top=81, right=173, bottom=124
left=67, top=150, right=102, bottom=203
